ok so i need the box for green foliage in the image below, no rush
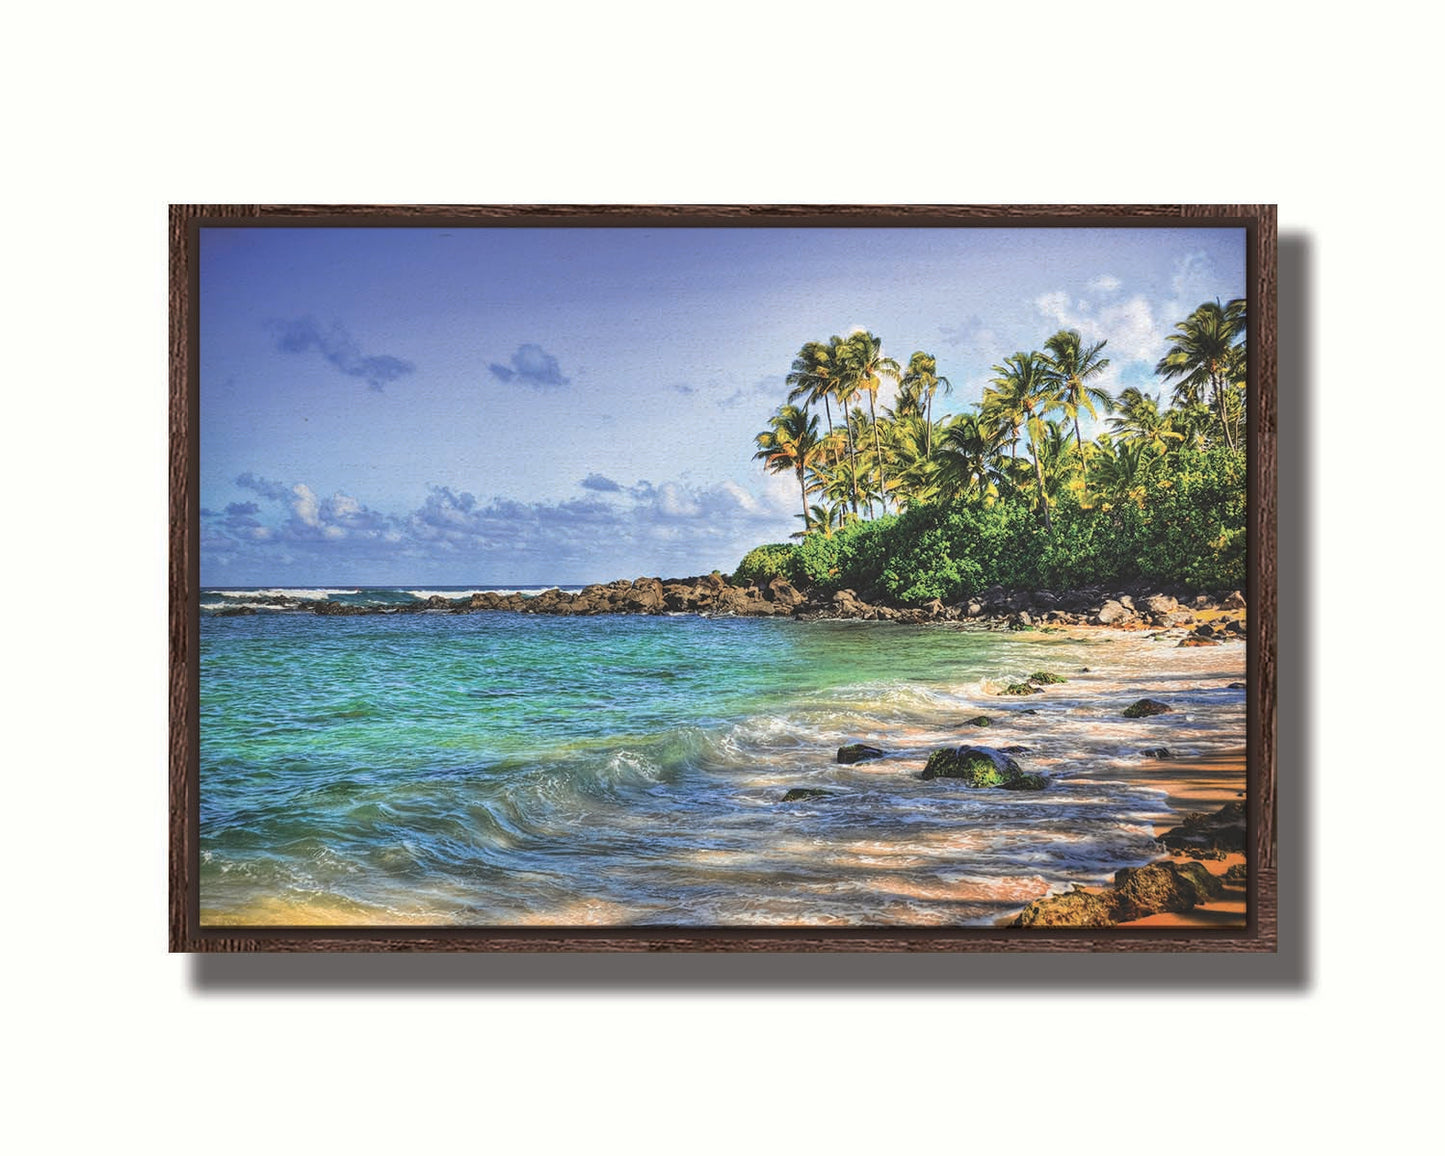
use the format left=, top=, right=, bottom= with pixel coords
left=754, top=447, right=1245, bottom=604
left=731, top=543, right=800, bottom=587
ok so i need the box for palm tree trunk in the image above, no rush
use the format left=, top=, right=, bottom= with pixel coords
left=843, top=417, right=863, bottom=519
left=798, top=468, right=809, bottom=529
left=868, top=390, right=887, bottom=515
left=1213, top=373, right=1236, bottom=449
left=1031, top=445, right=1053, bottom=532
left=925, top=391, right=933, bottom=457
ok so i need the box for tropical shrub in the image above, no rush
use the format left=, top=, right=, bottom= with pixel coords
left=730, top=542, right=800, bottom=587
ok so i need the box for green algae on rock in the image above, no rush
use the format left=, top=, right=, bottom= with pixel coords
left=920, top=745, right=1045, bottom=790
left=1122, top=698, right=1172, bottom=718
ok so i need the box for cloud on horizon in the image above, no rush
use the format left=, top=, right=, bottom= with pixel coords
left=205, top=469, right=796, bottom=584
left=488, top=343, right=571, bottom=389
left=269, top=316, right=415, bottom=391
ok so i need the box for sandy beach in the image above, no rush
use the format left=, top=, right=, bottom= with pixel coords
left=1071, top=748, right=1247, bottom=927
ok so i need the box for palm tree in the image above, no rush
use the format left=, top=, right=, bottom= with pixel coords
left=934, top=411, right=1000, bottom=501
left=1035, top=417, right=1083, bottom=507
left=753, top=404, right=824, bottom=528
left=1042, top=329, right=1112, bottom=452
left=986, top=351, right=1059, bottom=530
left=884, top=412, right=939, bottom=508
left=1155, top=298, right=1246, bottom=449
left=805, top=499, right=847, bottom=537
left=817, top=454, right=869, bottom=527
left=838, top=331, right=900, bottom=515
left=899, top=351, right=952, bottom=456
left=824, top=334, right=865, bottom=519
left=1108, top=387, right=1184, bottom=456
left=785, top=341, right=839, bottom=445
left=1088, top=434, right=1154, bottom=507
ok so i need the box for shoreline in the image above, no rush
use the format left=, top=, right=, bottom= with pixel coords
left=208, top=573, right=1248, bottom=640
left=1117, top=749, right=1247, bottom=928
left=1021, top=749, right=1248, bottom=928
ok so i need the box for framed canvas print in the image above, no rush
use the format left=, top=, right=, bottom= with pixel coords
left=170, top=204, right=1276, bottom=952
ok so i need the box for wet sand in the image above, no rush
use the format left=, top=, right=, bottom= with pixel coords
left=1069, top=748, right=1247, bottom=928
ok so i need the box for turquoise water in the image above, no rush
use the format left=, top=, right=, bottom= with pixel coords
left=199, top=601, right=1247, bottom=926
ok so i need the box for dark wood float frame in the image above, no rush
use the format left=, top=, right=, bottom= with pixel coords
left=170, top=203, right=1277, bottom=953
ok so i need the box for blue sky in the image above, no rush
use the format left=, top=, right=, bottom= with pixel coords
left=200, top=225, right=1245, bottom=585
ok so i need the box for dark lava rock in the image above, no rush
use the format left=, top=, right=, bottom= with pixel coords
left=1224, top=863, right=1249, bottom=886
left=999, top=745, right=1032, bottom=754
left=781, top=789, right=836, bottom=802
left=312, top=600, right=368, bottom=615
left=1178, top=637, right=1220, bottom=647
left=1141, top=747, right=1172, bottom=759
left=836, top=743, right=885, bottom=765
left=214, top=606, right=257, bottom=617
left=1122, top=698, right=1172, bottom=718
left=1012, top=887, right=1121, bottom=928
left=1017, top=708, right=1040, bottom=715
left=1159, top=801, right=1247, bottom=854
left=920, top=746, right=1045, bottom=790
left=1228, top=682, right=1246, bottom=690
left=1222, top=590, right=1246, bottom=610
left=964, top=715, right=992, bottom=727
left=1029, top=671, right=1067, bottom=684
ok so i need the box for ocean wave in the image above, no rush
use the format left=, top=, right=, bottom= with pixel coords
left=208, top=588, right=360, bottom=600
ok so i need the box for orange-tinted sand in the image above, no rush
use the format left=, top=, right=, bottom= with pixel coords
left=1067, top=747, right=1248, bottom=928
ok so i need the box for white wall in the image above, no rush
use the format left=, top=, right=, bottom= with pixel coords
left=6, top=3, right=1433, bottom=1153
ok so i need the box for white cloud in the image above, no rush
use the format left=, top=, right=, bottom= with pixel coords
left=291, top=484, right=321, bottom=528
left=1033, top=290, right=1166, bottom=364
left=1088, top=274, right=1122, bottom=294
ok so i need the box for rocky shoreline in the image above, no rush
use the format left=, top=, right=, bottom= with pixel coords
left=213, top=572, right=1248, bottom=639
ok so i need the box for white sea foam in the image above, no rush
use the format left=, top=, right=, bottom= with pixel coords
left=208, top=588, right=359, bottom=600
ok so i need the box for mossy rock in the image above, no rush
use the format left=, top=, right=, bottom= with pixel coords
left=921, top=745, right=1042, bottom=790
left=836, top=743, right=885, bottom=765
left=964, top=715, right=992, bottom=727
left=1012, top=887, right=1120, bottom=928
left=781, top=788, right=836, bottom=802
left=1177, top=637, right=1220, bottom=647
left=1224, top=862, right=1248, bottom=886
left=1000, top=682, right=1043, bottom=696
left=1028, top=671, right=1067, bottom=684
left=1122, top=698, right=1172, bottom=718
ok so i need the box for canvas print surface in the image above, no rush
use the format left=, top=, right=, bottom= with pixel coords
left=198, top=223, right=1249, bottom=929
